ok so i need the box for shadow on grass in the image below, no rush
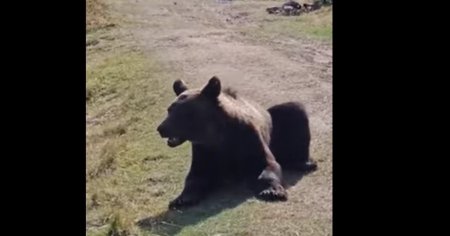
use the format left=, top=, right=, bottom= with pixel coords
left=137, top=169, right=310, bottom=235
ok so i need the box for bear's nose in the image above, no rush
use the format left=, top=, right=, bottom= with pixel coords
left=157, top=124, right=167, bottom=137
left=157, top=124, right=163, bottom=133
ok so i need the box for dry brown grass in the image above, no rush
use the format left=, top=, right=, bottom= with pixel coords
left=87, top=0, right=114, bottom=32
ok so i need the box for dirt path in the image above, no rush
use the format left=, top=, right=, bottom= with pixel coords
left=107, top=0, right=332, bottom=233
left=113, top=0, right=331, bottom=135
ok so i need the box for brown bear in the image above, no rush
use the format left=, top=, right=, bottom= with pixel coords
left=157, top=76, right=316, bottom=209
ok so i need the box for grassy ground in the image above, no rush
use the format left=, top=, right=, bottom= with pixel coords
left=257, top=6, right=332, bottom=41
left=226, top=1, right=332, bottom=41
left=87, top=1, right=189, bottom=235
left=86, top=45, right=191, bottom=235
left=87, top=0, right=115, bottom=33
left=87, top=1, right=332, bottom=235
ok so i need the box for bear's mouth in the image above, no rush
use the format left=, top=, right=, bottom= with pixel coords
left=167, top=137, right=186, bottom=147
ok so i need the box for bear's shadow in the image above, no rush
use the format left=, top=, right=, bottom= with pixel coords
left=137, top=170, right=308, bottom=235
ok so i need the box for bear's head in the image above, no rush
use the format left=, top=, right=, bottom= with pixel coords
left=157, top=76, right=223, bottom=147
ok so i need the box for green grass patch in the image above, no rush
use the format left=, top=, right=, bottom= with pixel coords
left=86, top=50, right=193, bottom=235
left=245, top=6, right=332, bottom=41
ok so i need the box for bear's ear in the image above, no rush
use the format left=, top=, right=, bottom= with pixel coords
left=201, top=76, right=221, bottom=98
left=173, top=80, right=188, bottom=96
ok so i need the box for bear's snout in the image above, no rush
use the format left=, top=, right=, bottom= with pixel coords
left=157, top=123, right=169, bottom=137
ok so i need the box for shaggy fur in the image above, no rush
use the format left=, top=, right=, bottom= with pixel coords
left=157, top=76, right=316, bottom=209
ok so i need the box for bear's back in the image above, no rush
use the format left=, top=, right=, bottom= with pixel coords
left=218, top=89, right=272, bottom=145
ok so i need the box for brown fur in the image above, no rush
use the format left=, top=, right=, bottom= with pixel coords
left=157, top=76, right=314, bottom=209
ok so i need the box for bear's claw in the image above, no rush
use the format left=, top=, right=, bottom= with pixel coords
left=168, top=195, right=199, bottom=209
left=257, top=186, right=288, bottom=201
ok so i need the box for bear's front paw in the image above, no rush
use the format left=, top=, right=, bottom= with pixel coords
left=168, top=194, right=199, bottom=209
left=257, top=185, right=288, bottom=201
